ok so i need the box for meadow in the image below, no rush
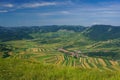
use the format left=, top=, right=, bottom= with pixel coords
left=1, top=58, right=120, bottom=80
left=0, top=25, right=120, bottom=80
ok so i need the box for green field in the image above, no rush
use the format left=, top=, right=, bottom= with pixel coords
left=0, top=25, right=120, bottom=80
left=2, top=39, right=119, bottom=71
left=1, top=58, right=120, bottom=80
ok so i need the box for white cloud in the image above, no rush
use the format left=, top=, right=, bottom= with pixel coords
left=0, top=3, right=14, bottom=8
left=0, top=1, right=72, bottom=12
left=0, top=10, right=8, bottom=13
left=0, top=2, right=59, bottom=13
left=39, top=11, right=71, bottom=16
left=21, top=2, right=57, bottom=8
left=60, top=11, right=70, bottom=14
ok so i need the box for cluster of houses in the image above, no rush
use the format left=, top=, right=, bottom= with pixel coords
left=58, top=48, right=87, bottom=58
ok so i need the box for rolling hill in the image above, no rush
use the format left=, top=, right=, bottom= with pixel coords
left=83, top=25, right=120, bottom=41
left=0, top=25, right=120, bottom=80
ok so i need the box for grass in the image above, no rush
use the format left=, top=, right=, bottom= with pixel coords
left=1, top=58, right=120, bottom=80
left=0, top=30, right=120, bottom=79
left=1, top=39, right=119, bottom=70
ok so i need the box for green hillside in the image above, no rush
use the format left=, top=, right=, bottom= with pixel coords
left=1, top=58, right=120, bottom=80
left=0, top=25, right=120, bottom=80
left=83, top=25, right=120, bottom=41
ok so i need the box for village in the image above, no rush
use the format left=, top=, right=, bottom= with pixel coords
left=58, top=48, right=88, bottom=58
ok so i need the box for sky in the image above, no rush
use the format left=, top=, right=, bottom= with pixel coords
left=0, top=0, right=120, bottom=26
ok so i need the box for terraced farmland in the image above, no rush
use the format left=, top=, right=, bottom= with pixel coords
left=27, top=47, right=56, bottom=53
left=42, top=55, right=119, bottom=70
left=21, top=47, right=120, bottom=71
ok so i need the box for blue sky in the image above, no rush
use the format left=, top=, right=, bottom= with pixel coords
left=0, top=0, right=120, bottom=26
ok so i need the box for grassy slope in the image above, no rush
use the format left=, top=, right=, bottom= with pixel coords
left=0, top=58, right=120, bottom=80
left=0, top=28, right=120, bottom=80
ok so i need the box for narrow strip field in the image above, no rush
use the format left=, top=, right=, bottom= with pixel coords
left=21, top=47, right=120, bottom=71
left=35, top=54, right=120, bottom=70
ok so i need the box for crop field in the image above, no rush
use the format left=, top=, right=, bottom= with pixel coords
left=44, top=55, right=119, bottom=70
left=18, top=47, right=120, bottom=71
left=3, top=40, right=120, bottom=71
left=0, top=26, right=120, bottom=80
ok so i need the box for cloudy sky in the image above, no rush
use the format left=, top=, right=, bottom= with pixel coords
left=0, top=0, right=120, bottom=26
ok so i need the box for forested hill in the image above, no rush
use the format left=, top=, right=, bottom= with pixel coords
left=0, top=25, right=85, bottom=41
left=0, top=25, right=120, bottom=41
left=83, top=25, right=120, bottom=41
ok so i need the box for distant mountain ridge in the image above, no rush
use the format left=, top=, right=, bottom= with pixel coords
left=0, top=25, right=85, bottom=41
left=83, top=25, right=120, bottom=41
left=0, top=25, right=120, bottom=41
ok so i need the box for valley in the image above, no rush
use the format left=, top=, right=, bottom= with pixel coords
left=0, top=25, right=120, bottom=80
